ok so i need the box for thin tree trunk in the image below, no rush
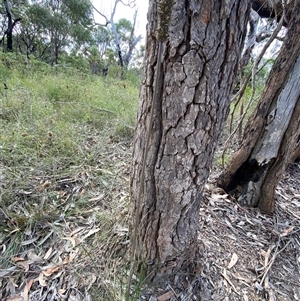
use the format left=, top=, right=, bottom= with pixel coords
left=111, top=18, right=124, bottom=67
left=4, top=0, right=13, bottom=51
left=217, top=1, right=300, bottom=213
left=239, top=10, right=259, bottom=73
left=131, top=0, right=250, bottom=282
left=259, top=95, right=300, bottom=212
left=123, top=10, right=142, bottom=67
left=3, top=0, right=20, bottom=52
left=110, top=0, right=124, bottom=67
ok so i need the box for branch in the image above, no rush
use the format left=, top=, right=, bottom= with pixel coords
left=91, top=0, right=138, bottom=67
left=123, top=9, right=142, bottom=66
left=11, top=18, right=22, bottom=30
left=222, top=13, right=285, bottom=165
left=4, top=0, right=12, bottom=26
left=252, top=0, right=293, bottom=26
left=110, top=0, right=125, bottom=67
left=124, top=35, right=142, bottom=66
left=120, top=0, right=136, bottom=8
left=256, top=32, right=272, bottom=43
left=90, top=2, right=110, bottom=26
left=239, top=10, right=259, bottom=71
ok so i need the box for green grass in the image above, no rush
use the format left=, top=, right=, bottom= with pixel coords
left=0, top=54, right=140, bottom=300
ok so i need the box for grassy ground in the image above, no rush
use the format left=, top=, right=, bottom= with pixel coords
left=0, top=58, right=140, bottom=300
left=0, top=56, right=268, bottom=300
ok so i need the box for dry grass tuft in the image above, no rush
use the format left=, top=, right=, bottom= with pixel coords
left=0, top=129, right=134, bottom=301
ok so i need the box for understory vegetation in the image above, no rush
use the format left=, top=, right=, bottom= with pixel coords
left=1, top=51, right=299, bottom=301
left=0, top=53, right=140, bottom=300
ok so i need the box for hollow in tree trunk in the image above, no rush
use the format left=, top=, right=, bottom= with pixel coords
left=217, top=1, right=300, bottom=214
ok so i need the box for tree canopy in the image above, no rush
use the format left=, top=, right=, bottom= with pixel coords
left=0, top=0, right=143, bottom=69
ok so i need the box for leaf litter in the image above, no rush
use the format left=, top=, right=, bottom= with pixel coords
left=0, top=128, right=132, bottom=301
left=140, top=162, right=300, bottom=301
left=1, top=128, right=299, bottom=301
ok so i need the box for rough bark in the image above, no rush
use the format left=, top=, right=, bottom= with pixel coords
left=131, top=0, right=250, bottom=282
left=259, top=94, right=300, bottom=212
left=291, top=142, right=300, bottom=163
left=218, top=1, right=300, bottom=213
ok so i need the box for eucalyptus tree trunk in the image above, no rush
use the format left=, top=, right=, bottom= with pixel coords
left=218, top=1, right=300, bottom=214
left=131, top=0, right=250, bottom=282
left=4, top=0, right=13, bottom=51
left=110, top=18, right=124, bottom=67
left=123, top=10, right=142, bottom=67
left=3, top=0, right=20, bottom=52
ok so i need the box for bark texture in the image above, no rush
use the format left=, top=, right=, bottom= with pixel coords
left=218, top=1, right=300, bottom=213
left=258, top=94, right=300, bottom=212
left=131, top=0, right=250, bottom=282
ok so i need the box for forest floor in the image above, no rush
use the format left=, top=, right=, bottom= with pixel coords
left=1, top=134, right=299, bottom=301
left=139, top=161, right=300, bottom=301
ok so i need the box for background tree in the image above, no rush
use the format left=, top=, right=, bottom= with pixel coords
left=29, top=0, right=93, bottom=65
left=115, top=16, right=141, bottom=66
left=0, top=0, right=93, bottom=63
left=92, top=0, right=141, bottom=68
left=0, top=0, right=144, bottom=73
left=92, top=24, right=110, bottom=57
left=1, top=0, right=22, bottom=51
left=85, top=45, right=104, bottom=74
left=229, top=10, right=280, bottom=141
left=130, top=0, right=251, bottom=283
left=218, top=0, right=300, bottom=213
